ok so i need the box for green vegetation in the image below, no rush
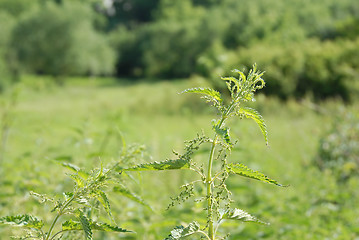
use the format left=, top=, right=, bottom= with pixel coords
left=316, top=111, right=359, bottom=182
left=122, top=67, right=284, bottom=239
left=1, top=75, right=358, bottom=239
left=1, top=0, right=359, bottom=238
left=1, top=0, right=359, bottom=99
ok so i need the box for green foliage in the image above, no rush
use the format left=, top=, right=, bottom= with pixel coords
left=113, top=185, right=151, bottom=209
left=226, top=163, right=283, bottom=186
left=0, top=86, right=19, bottom=163
left=316, top=111, right=359, bottom=182
left=1, top=0, right=359, bottom=100
left=0, top=0, right=39, bottom=17
left=62, top=219, right=132, bottom=233
left=237, top=107, right=268, bottom=144
left=0, top=153, right=144, bottom=239
left=122, top=67, right=283, bottom=239
left=0, top=11, right=16, bottom=91
left=221, top=208, right=268, bottom=225
left=1, top=74, right=358, bottom=239
left=122, top=158, right=191, bottom=171
left=10, top=2, right=115, bottom=77
left=236, top=37, right=359, bottom=101
left=0, top=214, right=44, bottom=230
left=165, top=221, right=203, bottom=240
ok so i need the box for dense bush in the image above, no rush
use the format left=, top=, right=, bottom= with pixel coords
left=0, top=11, right=16, bottom=91
left=235, top=38, right=359, bottom=101
left=1, top=0, right=359, bottom=99
left=316, top=111, right=359, bottom=182
left=10, top=2, right=115, bottom=77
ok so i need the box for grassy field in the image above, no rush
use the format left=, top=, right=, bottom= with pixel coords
left=0, top=76, right=358, bottom=239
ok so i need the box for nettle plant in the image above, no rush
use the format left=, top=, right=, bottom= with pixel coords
left=122, top=66, right=284, bottom=239
left=0, top=143, right=148, bottom=240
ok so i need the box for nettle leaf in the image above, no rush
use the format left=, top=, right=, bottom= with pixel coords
left=79, top=212, right=93, bottom=240
left=238, top=107, right=268, bottom=145
left=221, top=76, right=240, bottom=95
left=91, top=222, right=133, bottom=233
left=62, top=163, right=90, bottom=179
left=97, top=191, right=113, bottom=221
left=181, top=87, right=223, bottom=104
left=62, top=219, right=133, bottom=233
left=213, top=122, right=232, bottom=146
left=0, top=214, right=44, bottom=230
left=122, top=159, right=191, bottom=172
left=113, top=185, right=151, bottom=209
left=30, top=191, right=54, bottom=203
left=69, top=173, right=86, bottom=188
left=222, top=208, right=268, bottom=225
left=165, top=221, right=200, bottom=240
left=62, top=162, right=80, bottom=172
left=227, top=163, right=283, bottom=187
left=62, top=219, right=83, bottom=231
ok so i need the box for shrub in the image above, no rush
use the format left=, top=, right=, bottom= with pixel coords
left=11, top=2, right=115, bottom=78
left=316, top=111, right=359, bottom=182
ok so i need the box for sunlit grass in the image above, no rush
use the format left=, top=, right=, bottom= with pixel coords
left=0, top=76, right=358, bottom=239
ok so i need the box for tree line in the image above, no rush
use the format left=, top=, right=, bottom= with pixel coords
left=0, top=0, right=358, bottom=100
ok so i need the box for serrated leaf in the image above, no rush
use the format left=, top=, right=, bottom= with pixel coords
left=165, top=221, right=200, bottom=240
left=69, top=173, right=85, bottom=188
left=221, top=76, right=240, bottom=94
left=0, top=215, right=44, bottom=230
left=213, top=122, right=232, bottom=146
left=62, top=219, right=83, bottom=231
left=181, top=87, right=223, bottom=103
left=30, top=191, right=54, bottom=203
left=62, top=163, right=90, bottom=179
left=96, top=191, right=113, bottom=221
left=238, top=107, right=268, bottom=145
left=222, top=208, right=268, bottom=225
left=90, top=222, right=133, bottom=233
left=62, top=220, right=133, bottom=233
left=113, top=185, right=152, bottom=210
left=227, top=163, right=283, bottom=186
left=122, top=159, right=191, bottom=172
left=79, top=212, right=93, bottom=240
left=62, top=162, right=80, bottom=172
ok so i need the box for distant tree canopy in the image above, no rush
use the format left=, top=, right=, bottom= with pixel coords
left=10, top=2, right=115, bottom=77
left=0, top=0, right=359, bottom=99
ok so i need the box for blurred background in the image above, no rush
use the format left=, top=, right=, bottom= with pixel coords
left=0, top=0, right=359, bottom=239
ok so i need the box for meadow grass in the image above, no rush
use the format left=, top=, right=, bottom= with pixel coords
left=0, top=76, right=358, bottom=239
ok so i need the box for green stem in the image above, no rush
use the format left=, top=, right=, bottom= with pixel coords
left=45, top=195, right=76, bottom=240
left=206, top=136, right=217, bottom=240
left=197, top=230, right=211, bottom=240
left=206, top=104, right=234, bottom=239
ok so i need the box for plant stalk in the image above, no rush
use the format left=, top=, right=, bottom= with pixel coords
left=45, top=195, right=76, bottom=240
left=206, top=135, right=218, bottom=240
left=206, top=107, right=231, bottom=239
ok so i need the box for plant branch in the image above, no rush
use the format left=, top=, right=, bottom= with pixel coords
left=45, top=194, right=76, bottom=240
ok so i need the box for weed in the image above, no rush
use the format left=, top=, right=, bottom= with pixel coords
left=122, top=65, right=285, bottom=239
left=0, top=141, right=148, bottom=239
